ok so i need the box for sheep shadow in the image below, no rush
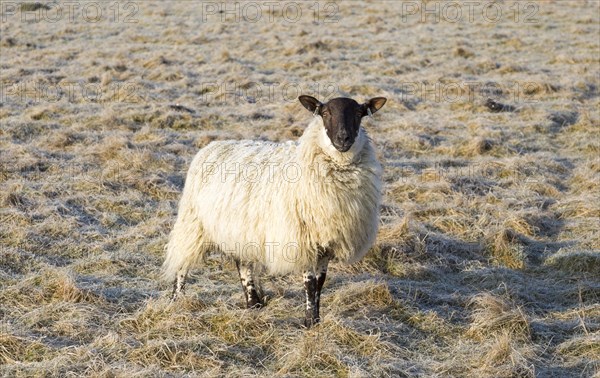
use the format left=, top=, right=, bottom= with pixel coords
left=547, top=111, right=579, bottom=133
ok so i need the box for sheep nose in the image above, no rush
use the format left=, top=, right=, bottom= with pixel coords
left=338, top=134, right=351, bottom=144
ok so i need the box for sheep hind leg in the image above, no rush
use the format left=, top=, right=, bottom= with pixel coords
left=171, top=269, right=188, bottom=302
left=235, top=260, right=263, bottom=309
left=303, top=255, right=329, bottom=328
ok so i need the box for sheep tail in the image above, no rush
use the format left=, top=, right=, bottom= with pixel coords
left=162, top=196, right=208, bottom=282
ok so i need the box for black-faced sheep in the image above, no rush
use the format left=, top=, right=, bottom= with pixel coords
left=163, top=95, right=387, bottom=327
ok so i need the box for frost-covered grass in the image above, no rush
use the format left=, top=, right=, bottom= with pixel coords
left=1, top=1, right=599, bottom=377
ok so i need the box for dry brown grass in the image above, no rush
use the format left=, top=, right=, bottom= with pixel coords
left=1, top=1, right=599, bottom=376
left=467, top=293, right=531, bottom=342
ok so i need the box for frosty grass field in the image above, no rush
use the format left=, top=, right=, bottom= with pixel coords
left=0, top=1, right=599, bottom=377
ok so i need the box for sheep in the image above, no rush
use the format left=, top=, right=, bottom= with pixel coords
left=163, top=95, right=387, bottom=327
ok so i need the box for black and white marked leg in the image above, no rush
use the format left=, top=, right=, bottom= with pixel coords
left=303, top=254, right=329, bottom=328
left=314, top=255, right=329, bottom=318
left=303, top=270, right=318, bottom=328
left=235, top=260, right=263, bottom=309
left=171, top=269, right=188, bottom=302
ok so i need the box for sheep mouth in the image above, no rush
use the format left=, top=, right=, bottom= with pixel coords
left=333, top=143, right=353, bottom=152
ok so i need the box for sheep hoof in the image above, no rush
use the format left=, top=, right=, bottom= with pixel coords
left=247, top=302, right=264, bottom=310
left=303, top=317, right=320, bottom=328
left=247, top=295, right=264, bottom=309
left=170, top=291, right=182, bottom=302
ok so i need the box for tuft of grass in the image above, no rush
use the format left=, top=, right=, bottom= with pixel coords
left=0, top=334, right=55, bottom=364
left=204, top=311, right=275, bottom=345
left=475, top=331, right=537, bottom=378
left=126, top=339, right=222, bottom=372
left=467, top=293, right=530, bottom=342
left=556, top=334, right=600, bottom=359
left=544, top=250, right=600, bottom=275
left=486, top=229, right=527, bottom=269
left=328, top=281, right=395, bottom=315
left=0, top=268, right=102, bottom=307
left=274, top=320, right=394, bottom=377
left=377, top=216, right=416, bottom=249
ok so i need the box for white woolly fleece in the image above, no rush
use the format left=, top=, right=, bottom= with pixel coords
left=162, top=117, right=382, bottom=279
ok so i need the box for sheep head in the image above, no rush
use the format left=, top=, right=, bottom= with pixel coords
left=299, top=95, right=387, bottom=152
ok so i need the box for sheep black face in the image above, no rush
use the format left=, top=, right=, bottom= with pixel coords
left=299, top=95, right=387, bottom=152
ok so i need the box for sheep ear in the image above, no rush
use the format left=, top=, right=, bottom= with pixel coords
left=363, top=97, right=387, bottom=116
left=299, top=95, right=322, bottom=114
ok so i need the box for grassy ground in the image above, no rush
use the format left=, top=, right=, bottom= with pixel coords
left=1, top=1, right=599, bottom=377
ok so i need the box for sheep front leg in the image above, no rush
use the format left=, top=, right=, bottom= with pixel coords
left=235, top=260, right=264, bottom=309
left=303, top=255, right=329, bottom=328
left=315, top=255, right=329, bottom=318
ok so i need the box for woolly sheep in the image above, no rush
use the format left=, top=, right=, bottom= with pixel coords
left=163, top=95, right=387, bottom=327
